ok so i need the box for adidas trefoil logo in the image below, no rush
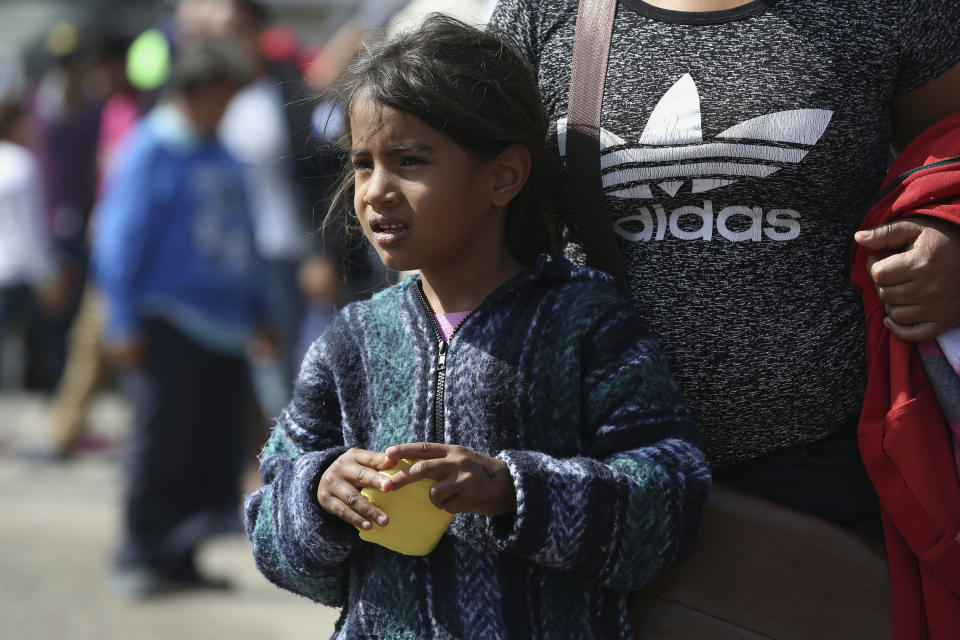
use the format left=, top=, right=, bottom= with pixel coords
left=558, top=73, right=833, bottom=200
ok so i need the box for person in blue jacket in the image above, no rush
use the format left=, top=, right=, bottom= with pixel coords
left=92, top=38, right=273, bottom=596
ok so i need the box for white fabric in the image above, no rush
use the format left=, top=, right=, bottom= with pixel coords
left=387, top=0, right=493, bottom=34
left=219, top=77, right=308, bottom=260
left=0, top=141, right=54, bottom=286
left=937, top=327, right=960, bottom=375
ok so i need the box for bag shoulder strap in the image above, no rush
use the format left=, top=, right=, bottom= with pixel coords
left=566, top=0, right=626, bottom=291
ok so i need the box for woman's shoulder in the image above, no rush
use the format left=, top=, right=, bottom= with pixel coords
left=490, top=0, right=577, bottom=22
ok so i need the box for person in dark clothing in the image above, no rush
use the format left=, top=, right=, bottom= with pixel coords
left=93, top=38, right=271, bottom=597
left=490, top=0, right=960, bottom=541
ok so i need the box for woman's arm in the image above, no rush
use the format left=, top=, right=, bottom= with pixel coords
left=855, top=61, right=960, bottom=342
left=890, top=61, right=960, bottom=153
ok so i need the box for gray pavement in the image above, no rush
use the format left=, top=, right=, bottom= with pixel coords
left=0, top=392, right=339, bottom=640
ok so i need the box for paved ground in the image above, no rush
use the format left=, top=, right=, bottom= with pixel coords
left=0, top=392, right=339, bottom=640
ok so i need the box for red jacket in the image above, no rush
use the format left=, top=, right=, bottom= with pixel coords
left=851, top=113, right=960, bottom=640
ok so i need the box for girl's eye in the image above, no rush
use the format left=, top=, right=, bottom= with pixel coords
left=352, top=159, right=373, bottom=172
left=400, top=156, right=427, bottom=167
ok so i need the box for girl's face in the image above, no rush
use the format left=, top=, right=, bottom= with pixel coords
left=350, top=96, right=507, bottom=276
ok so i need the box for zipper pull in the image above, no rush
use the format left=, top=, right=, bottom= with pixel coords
left=437, top=340, right=448, bottom=371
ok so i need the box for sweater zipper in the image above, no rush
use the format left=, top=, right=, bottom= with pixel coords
left=415, top=281, right=469, bottom=443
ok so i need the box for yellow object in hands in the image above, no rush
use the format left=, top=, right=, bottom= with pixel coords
left=358, top=458, right=454, bottom=556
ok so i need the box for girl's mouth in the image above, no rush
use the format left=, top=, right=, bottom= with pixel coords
left=368, top=216, right=411, bottom=245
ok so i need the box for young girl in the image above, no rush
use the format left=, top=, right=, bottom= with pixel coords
left=245, top=15, right=710, bottom=639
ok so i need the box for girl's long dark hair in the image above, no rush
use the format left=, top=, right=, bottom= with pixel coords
left=327, top=14, right=559, bottom=266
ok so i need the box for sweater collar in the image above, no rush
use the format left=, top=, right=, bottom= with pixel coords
left=399, top=254, right=617, bottom=312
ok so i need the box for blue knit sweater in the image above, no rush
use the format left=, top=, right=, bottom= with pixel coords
left=245, top=255, right=711, bottom=639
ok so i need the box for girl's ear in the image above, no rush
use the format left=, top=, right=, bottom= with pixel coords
left=489, top=144, right=531, bottom=209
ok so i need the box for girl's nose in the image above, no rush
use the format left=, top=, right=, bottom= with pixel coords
left=362, top=169, right=399, bottom=207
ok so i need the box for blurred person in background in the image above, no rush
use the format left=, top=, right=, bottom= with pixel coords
left=175, top=0, right=232, bottom=44
left=215, top=0, right=318, bottom=406
left=211, top=0, right=401, bottom=412
left=291, top=251, right=341, bottom=368
left=44, top=25, right=146, bottom=461
left=0, top=89, right=60, bottom=391
left=299, top=0, right=420, bottom=316
left=91, top=37, right=272, bottom=597
left=26, top=21, right=104, bottom=390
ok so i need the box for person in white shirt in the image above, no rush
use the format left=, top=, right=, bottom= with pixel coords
left=0, top=100, right=58, bottom=389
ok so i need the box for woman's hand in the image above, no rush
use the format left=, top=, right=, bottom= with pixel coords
left=383, top=443, right=516, bottom=516
left=317, top=448, right=393, bottom=530
left=855, top=216, right=960, bottom=342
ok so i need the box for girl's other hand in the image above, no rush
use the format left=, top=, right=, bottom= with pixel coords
left=383, top=443, right=516, bottom=516
left=317, top=448, right=393, bottom=530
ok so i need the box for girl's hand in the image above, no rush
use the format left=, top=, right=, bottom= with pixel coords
left=383, top=443, right=516, bottom=516
left=317, top=448, right=393, bottom=530
left=856, top=216, right=960, bottom=342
